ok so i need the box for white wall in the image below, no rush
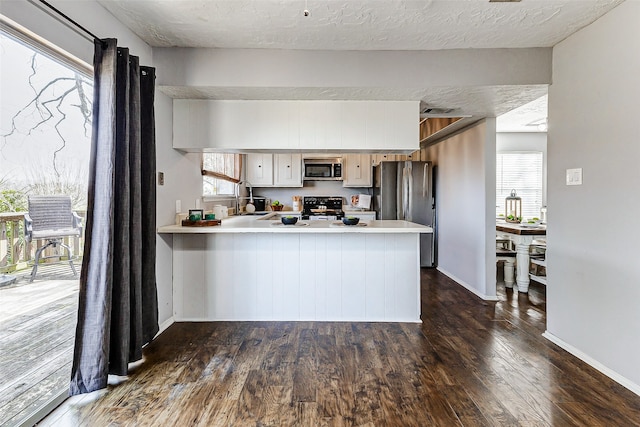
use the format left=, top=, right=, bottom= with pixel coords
left=1, top=0, right=199, bottom=328
left=423, top=120, right=497, bottom=300
left=154, top=47, right=552, bottom=89
left=154, top=91, right=202, bottom=325
left=496, top=132, right=548, bottom=207
left=0, top=0, right=151, bottom=65
left=547, top=0, right=640, bottom=393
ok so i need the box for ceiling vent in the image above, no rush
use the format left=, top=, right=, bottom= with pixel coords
left=420, top=107, right=456, bottom=116
left=419, top=104, right=471, bottom=118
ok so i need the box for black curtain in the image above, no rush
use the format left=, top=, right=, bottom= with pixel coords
left=70, top=39, right=158, bottom=395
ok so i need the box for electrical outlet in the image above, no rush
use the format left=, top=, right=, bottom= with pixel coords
left=158, top=171, right=164, bottom=186
left=566, top=168, right=583, bottom=186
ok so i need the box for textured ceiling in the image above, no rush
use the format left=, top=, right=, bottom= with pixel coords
left=98, top=0, right=623, bottom=50
left=97, top=0, right=623, bottom=130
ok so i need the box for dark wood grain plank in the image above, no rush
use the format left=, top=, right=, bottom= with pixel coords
left=38, top=270, right=640, bottom=427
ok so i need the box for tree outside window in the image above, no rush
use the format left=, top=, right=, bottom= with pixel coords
left=0, top=32, right=92, bottom=212
left=202, top=153, right=241, bottom=196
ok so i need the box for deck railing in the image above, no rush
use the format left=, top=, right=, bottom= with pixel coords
left=0, top=211, right=85, bottom=273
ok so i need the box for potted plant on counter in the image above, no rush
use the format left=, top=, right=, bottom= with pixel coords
left=271, top=200, right=284, bottom=211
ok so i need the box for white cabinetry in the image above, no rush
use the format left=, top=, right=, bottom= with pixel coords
left=343, top=211, right=376, bottom=221
left=343, top=154, right=372, bottom=187
left=173, top=100, right=419, bottom=153
left=246, top=153, right=302, bottom=187
left=274, top=153, right=302, bottom=187
left=372, top=153, right=416, bottom=166
left=246, top=154, right=273, bottom=186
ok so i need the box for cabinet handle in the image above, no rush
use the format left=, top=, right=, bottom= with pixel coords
left=287, top=165, right=290, bottom=168
left=258, top=165, right=261, bottom=168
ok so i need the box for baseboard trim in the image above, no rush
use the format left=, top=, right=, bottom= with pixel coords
left=173, top=317, right=423, bottom=323
left=156, top=317, right=175, bottom=337
left=542, top=331, right=640, bottom=397
left=436, top=267, right=499, bottom=301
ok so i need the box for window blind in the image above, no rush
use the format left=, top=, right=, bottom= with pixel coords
left=496, top=152, right=543, bottom=220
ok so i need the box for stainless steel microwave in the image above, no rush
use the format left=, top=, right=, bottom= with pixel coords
left=303, top=158, right=343, bottom=181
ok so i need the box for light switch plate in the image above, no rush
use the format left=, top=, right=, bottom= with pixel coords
left=175, top=200, right=181, bottom=213
left=566, top=168, right=583, bottom=186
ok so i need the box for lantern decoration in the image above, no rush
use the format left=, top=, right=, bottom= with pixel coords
left=505, top=189, right=522, bottom=223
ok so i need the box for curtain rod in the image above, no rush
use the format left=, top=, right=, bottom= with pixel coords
left=34, top=0, right=101, bottom=42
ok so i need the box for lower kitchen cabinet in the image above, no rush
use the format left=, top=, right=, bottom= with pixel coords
left=171, top=232, right=421, bottom=322
left=343, top=211, right=376, bottom=221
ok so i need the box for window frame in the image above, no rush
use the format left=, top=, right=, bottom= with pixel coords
left=201, top=153, right=242, bottom=198
left=496, top=150, right=544, bottom=220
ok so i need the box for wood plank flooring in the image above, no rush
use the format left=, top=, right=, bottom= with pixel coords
left=39, top=269, right=640, bottom=426
left=0, top=265, right=79, bottom=427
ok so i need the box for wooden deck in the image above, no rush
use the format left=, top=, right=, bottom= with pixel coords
left=39, top=269, right=640, bottom=426
left=0, top=264, right=79, bottom=427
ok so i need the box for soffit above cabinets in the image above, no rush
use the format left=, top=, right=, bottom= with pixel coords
left=92, top=0, right=619, bottom=129
left=173, top=100, right=419, bottom=154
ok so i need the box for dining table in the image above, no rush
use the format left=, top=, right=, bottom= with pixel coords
left=496, top=220, right=546, bottom=293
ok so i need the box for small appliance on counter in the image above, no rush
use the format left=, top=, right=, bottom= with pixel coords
left=301, top=196, right=344, bottom=220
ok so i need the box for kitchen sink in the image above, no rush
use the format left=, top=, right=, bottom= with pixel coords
left=238, top=211, right=269, bottom=216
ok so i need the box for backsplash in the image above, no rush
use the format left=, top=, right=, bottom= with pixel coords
left=252, top=181, right=373, bottom=211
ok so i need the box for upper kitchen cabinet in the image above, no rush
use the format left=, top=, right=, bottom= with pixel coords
left=343, top=154, right=372, bottom=187
left=246, top=153, right=302, bottom=187
left=246, top=153, right=274, bottom=186
left=274, top=153, right=302, bottom=187
left=173, top=100, right=419, bottom=153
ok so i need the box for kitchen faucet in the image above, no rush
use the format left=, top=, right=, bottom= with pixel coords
left=235, top=180, right=253, bottom=214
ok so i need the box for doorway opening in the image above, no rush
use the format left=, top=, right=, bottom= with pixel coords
left=0, top=27, right=92, bottom=426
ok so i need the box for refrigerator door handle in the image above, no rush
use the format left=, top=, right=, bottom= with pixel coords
left=407, top=167, right=413, bottom=221
left=423, top=163, right=428, bottom=198
left=396, top=166, right=404, bottom=220
left=402, top=166, right=409, bottom=220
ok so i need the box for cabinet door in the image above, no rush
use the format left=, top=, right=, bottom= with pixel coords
left=347, top=212, right=376, bottom=221
left=341, top=103, right=367, bottom=149
left=373, top=154, right=399, bottom=166
left=274, top=153, right=302, bottom=187
left=246, top=154, right=273, bottom=186
left=343, top=154, right=372, bottom=187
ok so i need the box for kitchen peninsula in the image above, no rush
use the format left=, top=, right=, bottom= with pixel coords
left=158, top=214, right=432, bottom=323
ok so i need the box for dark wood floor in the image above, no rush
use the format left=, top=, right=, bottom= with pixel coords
left=40, top=269, right=640, bottom=426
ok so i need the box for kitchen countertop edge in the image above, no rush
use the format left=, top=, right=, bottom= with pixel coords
left=158, top=219, right=432, bottom=234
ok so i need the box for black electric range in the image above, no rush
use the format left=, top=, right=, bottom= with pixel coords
left=301, top=196, right=344, bottom=220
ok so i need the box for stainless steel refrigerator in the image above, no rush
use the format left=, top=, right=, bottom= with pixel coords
left=373, top=161, right=436, bottom=267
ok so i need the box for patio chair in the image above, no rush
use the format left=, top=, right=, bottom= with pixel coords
left=24, top=195, right=83, bottom=282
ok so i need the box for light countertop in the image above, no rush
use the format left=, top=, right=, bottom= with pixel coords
left=158, top=213, right=432, bottom=234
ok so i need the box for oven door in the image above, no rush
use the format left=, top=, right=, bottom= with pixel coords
left=307, top=215, right=336, bottom=221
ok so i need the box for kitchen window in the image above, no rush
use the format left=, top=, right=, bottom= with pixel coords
left=202, top=153, right=241, bottom=196
left=496, top=152, right=543, bottom=220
